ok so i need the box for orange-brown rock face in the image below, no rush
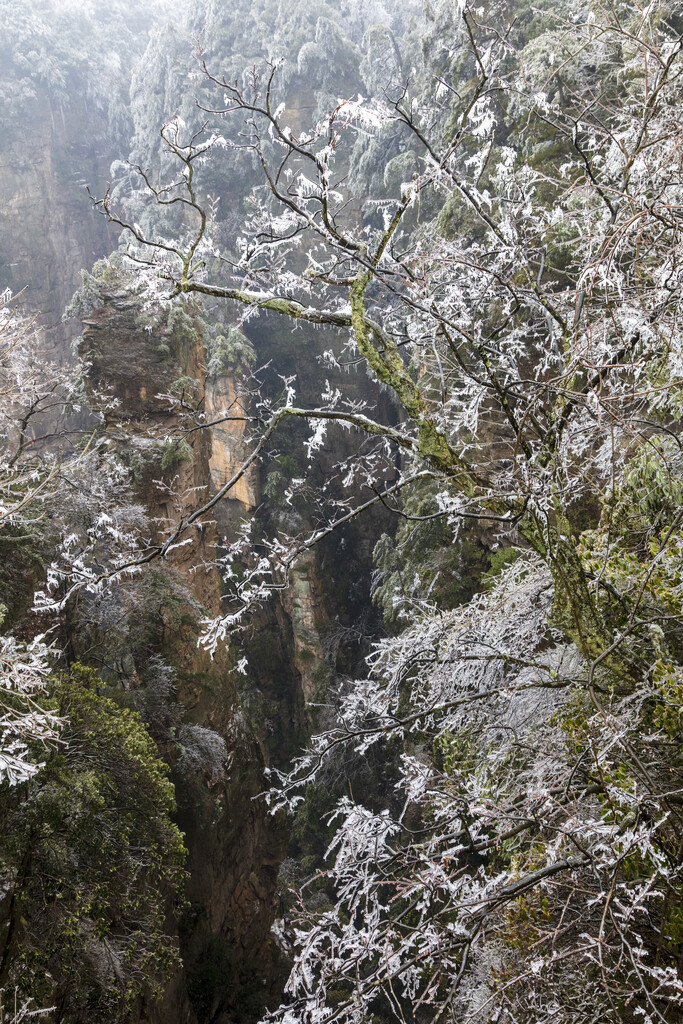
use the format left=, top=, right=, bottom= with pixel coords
left=206, top=375, right=260, bottom=513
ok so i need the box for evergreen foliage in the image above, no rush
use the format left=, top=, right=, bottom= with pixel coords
left=0, top=665, right=185, bottom=1022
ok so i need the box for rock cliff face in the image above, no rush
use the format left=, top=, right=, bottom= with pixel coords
left=0, top=80, right=118, bottom=359
left=78, top=291, right=286, bottom=1022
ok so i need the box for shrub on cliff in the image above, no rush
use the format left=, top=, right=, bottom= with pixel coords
left=0, top=664, right=186, bottom=1023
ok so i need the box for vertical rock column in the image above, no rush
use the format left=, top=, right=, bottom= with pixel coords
left=79, top=290, right=285, bottom=1023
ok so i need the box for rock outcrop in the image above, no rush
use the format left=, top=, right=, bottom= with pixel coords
left=0, top=79, right=118, bottom=360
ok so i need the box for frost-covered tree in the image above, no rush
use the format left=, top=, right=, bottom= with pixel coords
left=0, top=285, right=148, bottom=783
left=0, top=295, right=67, bottom=786
left=94, top=0, right=683, bottom=1020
